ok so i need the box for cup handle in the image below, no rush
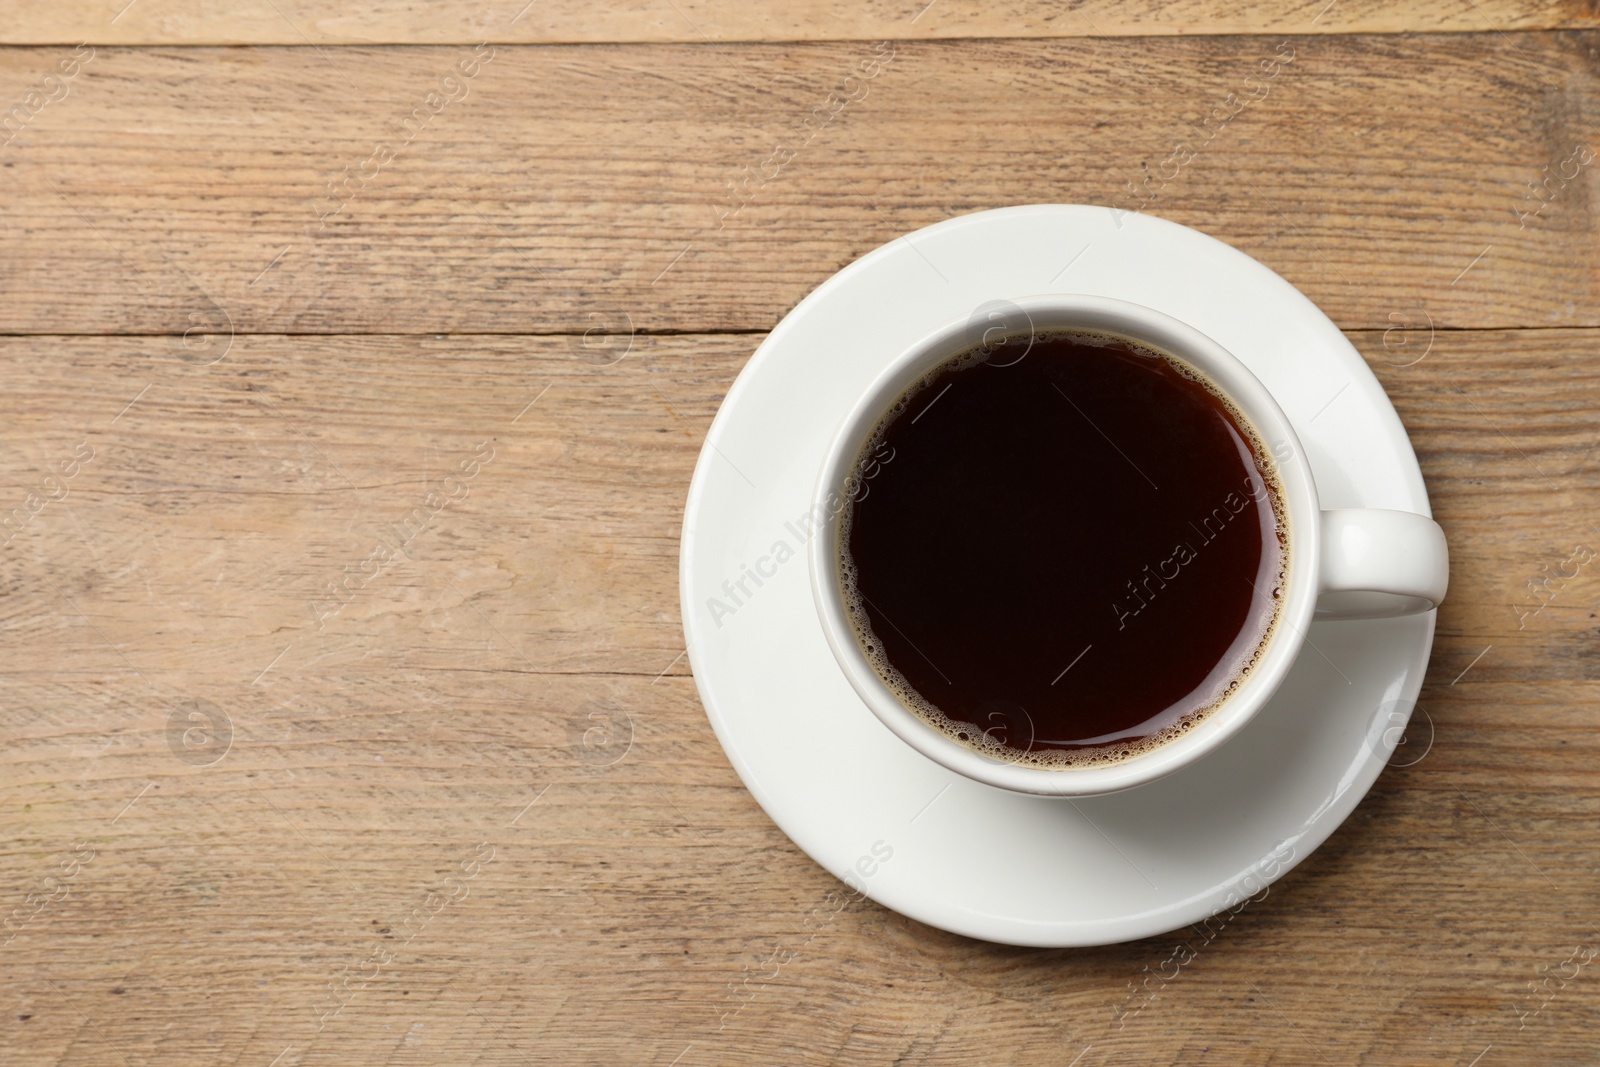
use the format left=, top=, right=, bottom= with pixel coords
left=1315, top=509, right=1449, bottom=620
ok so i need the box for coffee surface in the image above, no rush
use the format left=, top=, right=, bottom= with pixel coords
left=840, top=331, right=1285, bottom=767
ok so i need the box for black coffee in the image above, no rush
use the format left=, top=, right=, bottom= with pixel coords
left=839, top=330, right=1286, bottom=768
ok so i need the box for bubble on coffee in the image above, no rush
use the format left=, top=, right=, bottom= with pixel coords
left=837, top=328, right=1288, bottom=770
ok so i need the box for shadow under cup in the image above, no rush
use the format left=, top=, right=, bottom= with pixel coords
left=808, top=295, right=1330, bottom=798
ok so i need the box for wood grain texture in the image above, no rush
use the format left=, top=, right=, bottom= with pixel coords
left=6, top=0, right=1600, bottom=45
left=1, top=34, right=1599, bottom=336
left=5, top=15, right=1600, bottom=1066
left=1, top=329, right=1599, bottom=1064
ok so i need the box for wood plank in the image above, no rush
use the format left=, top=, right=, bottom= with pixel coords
left=2, top=327, right=1600, bottom=1062
left=4, top=327, right=1600, bottom=1062
left=0, top=326, right=1593, bottom=720
left=6, top=0, right=1600, bottom=45
left=1, top=35, right=1597, bottom=335
left=0, top=333, right=731, bottom=685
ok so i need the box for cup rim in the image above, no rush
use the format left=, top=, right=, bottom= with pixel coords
left=808, top=293, right=1323, bottom=796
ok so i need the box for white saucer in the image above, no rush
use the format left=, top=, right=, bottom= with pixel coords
left=678, top=205, right=1436, bottom=947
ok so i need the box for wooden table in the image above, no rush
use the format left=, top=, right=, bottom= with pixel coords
left=3, top=3, right=1598, bottom=1064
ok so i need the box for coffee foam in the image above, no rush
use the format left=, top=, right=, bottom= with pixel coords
left=836, top=328, right=1290, bottom=771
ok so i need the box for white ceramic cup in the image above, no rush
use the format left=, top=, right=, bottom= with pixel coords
left=808, top=294, right=1449, bottom=797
